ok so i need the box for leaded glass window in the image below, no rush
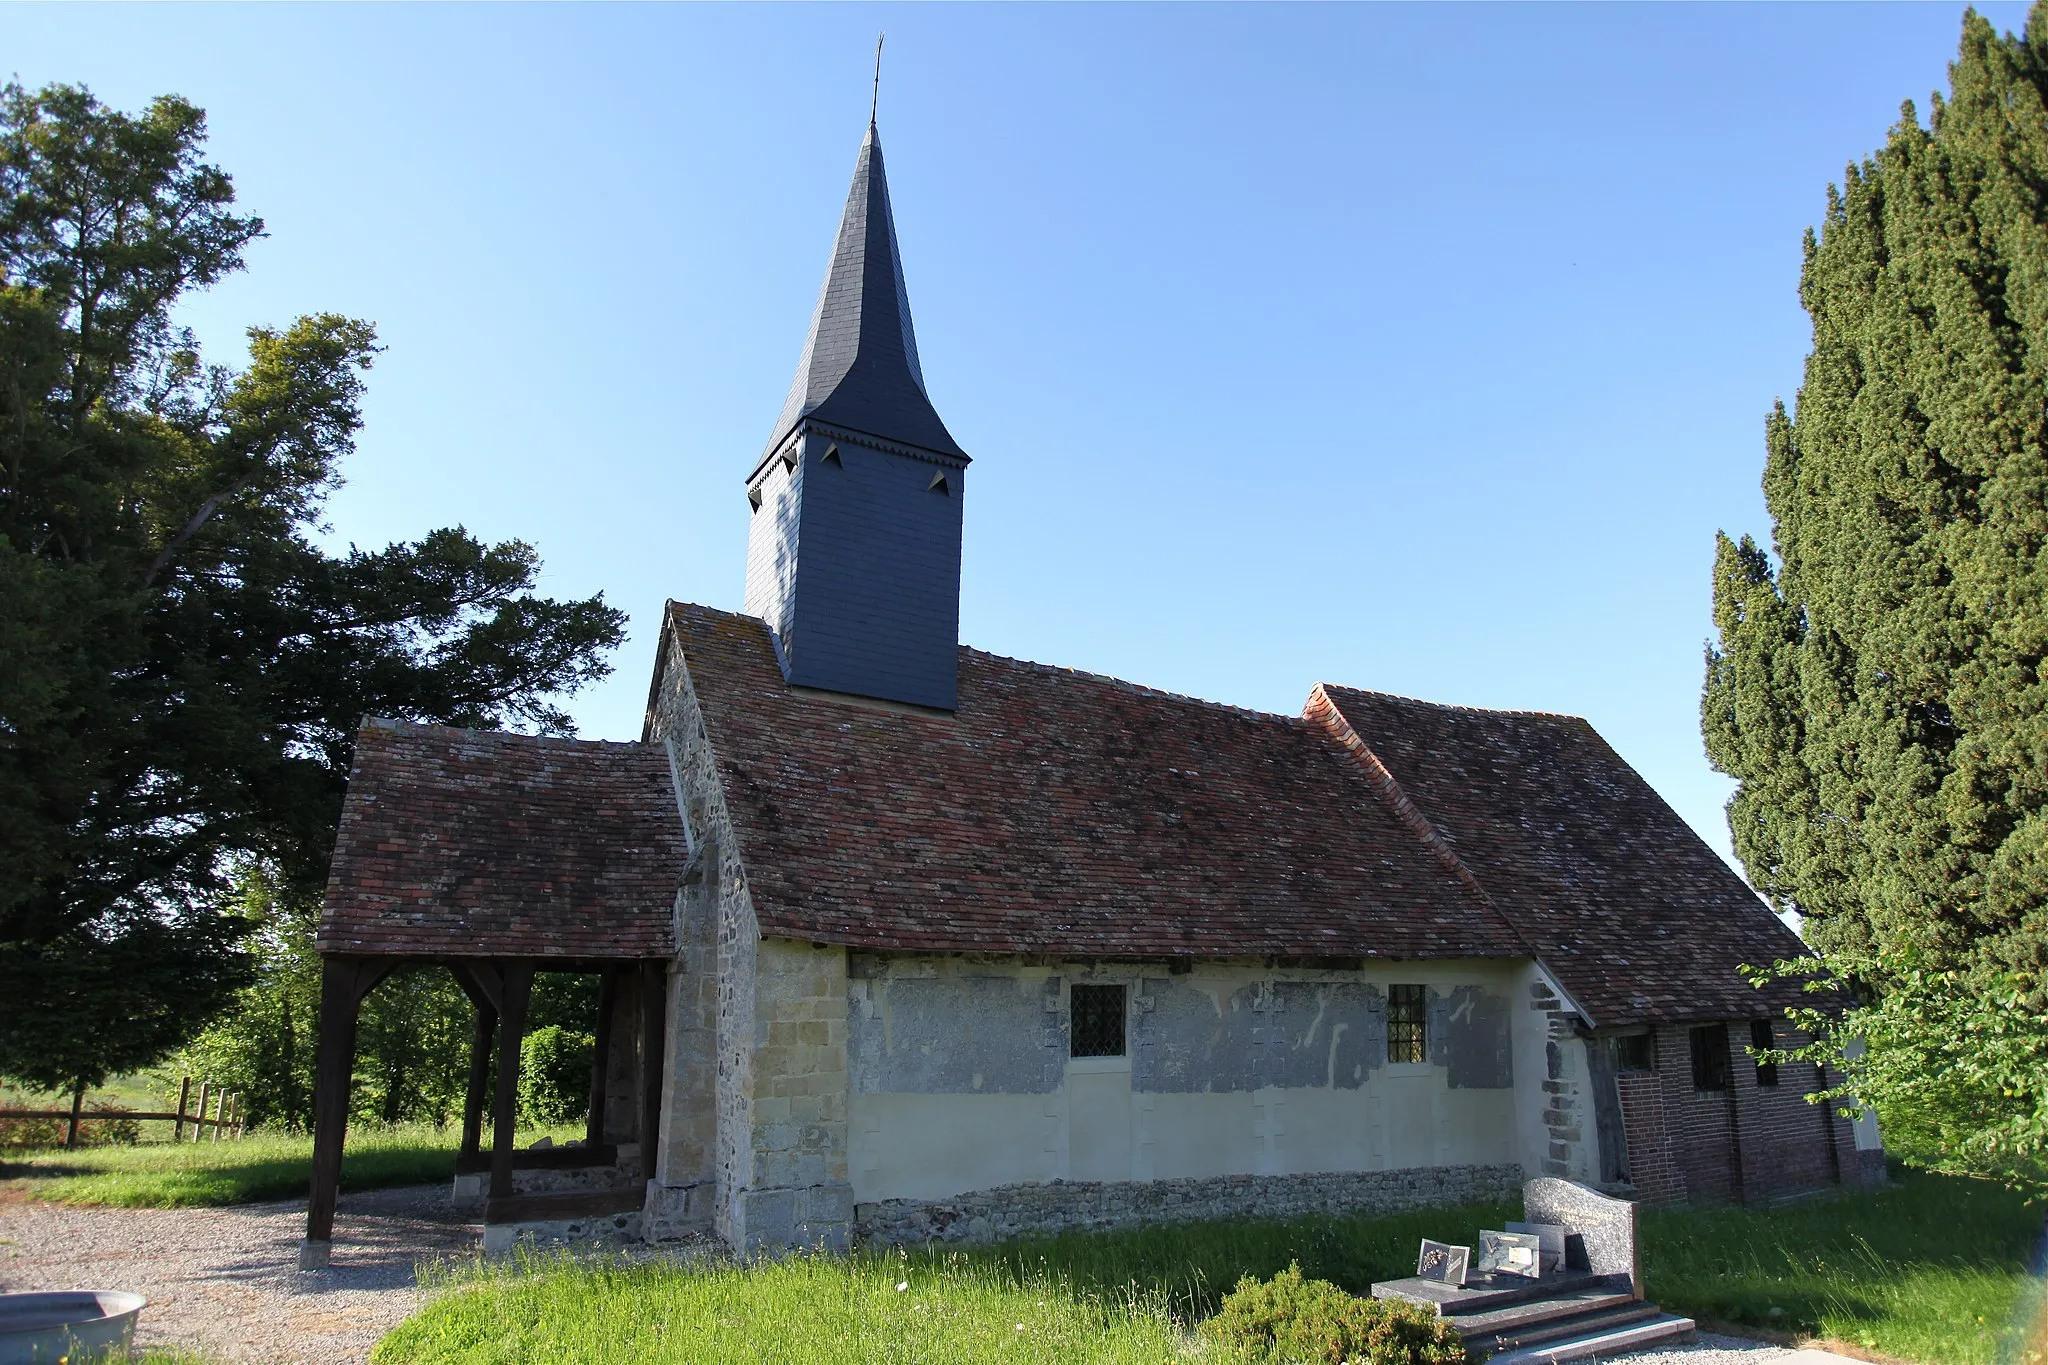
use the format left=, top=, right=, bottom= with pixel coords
left=1387, top=984, right=1427, bottom=1064
left=1069, top=984, right=1126, bottom=1058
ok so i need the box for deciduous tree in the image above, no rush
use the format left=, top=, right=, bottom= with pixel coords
left=0, top=83, right=625, bottom=1096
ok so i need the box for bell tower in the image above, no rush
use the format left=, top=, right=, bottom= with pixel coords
left=742, top=119, right=968, bottom=711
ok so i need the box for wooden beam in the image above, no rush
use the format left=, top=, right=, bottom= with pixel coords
left=449, top=959, right=502, bottom=1016
left=638, top=960, right=667, bottom=1178
left=302, top=956, right=388, bottom=1268
left=461, top=996, right=498, bottom=1161
left=490, top=963, right=534, bottom=1203
left=587, top=968, right=618, bottom=1149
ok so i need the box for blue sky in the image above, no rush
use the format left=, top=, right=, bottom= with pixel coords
left=8, top=2, right=2028, bottom=872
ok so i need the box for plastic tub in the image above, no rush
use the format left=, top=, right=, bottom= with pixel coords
left=0, top=1291, right=147, bottom=1363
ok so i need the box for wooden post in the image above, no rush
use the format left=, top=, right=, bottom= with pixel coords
left=587, top=969, right=617, bottom=1149
left=192, top=1080, right=210, bottom=1143
left=210, top=1088, right=223, bottom=1143
left=489, top=964, right=534, bottom=1206
left=64, top=1084, right=83, bottom=1149
left=461, top=998, right=497, bottom=1160
left=302, top=957, right=390, bottom=1269
left=638, top=960, right=666, bottom=1181
left=173, top=1076, right=191, bottom=1142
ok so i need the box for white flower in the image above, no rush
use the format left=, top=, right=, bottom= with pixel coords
left=1015, top=1324, right=1025, bottom=1331
left=896, top=1281, right=909, bottom=1293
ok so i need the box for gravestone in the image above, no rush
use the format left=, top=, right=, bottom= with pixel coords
left=1522, top=1176, right=1641, bottom=1298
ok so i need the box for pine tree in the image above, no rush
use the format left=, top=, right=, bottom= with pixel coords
left=1706, top=4, right=2048, bottom=998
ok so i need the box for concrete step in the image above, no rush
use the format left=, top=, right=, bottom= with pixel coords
left=1462, top=1302, right=1665, bottom=1356
left=1450, top=1290, right=1642, bottom=1338
left=1483, top=1312, right=1696, bottom=1364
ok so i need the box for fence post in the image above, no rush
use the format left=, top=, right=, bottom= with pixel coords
left=193, top=1081, right=210, bottom=1143
left=173, top=1077, right=191, bottom=1143
left=210, top=1089, right=223, bottom=1143
left=64, top=1085, right=83, bottom=1149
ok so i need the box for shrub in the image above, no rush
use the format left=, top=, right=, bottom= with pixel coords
left=517, top=1026, right=593, bottom=1127
left=1199, top=1263, right=1464, bottom=1365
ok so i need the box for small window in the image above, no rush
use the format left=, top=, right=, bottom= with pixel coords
left=747, top=486, right=763, bottom=512
left=1690, top=1024, right=1732, bottom=1092
left=1070, top=984, right=1126, bottom=1058
left=821, top=444, right=843, bottom=467
left=1611, top=1032, right=1654, bottom=1074
left=1750, top=1019, right=1779, bottom=1088
left=780, top=450, right=797, bottom=473
left=928, top=472, right=950, bottom=495
left=1387, top=984, right=1427, bottom=1064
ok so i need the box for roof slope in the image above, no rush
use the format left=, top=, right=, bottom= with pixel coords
left=662, top=603, right=1521, bottom=961
left=1316, top=686, right=1808, bottom=1024
left=318, top=719, right=684, bottom=960
left=760, top=122, right=965, bottom=468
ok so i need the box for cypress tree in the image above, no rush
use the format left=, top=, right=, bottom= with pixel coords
left=1706, top=3, right=2048, bottom=997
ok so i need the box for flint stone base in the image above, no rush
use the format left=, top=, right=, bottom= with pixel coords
left=481, top=1209, right=643, bottom=1256
left=452, top=1160, right=641, bottom=1213
left=856, top=1163, right=1526, bottom=1247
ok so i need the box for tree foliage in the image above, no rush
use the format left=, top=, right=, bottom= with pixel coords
left=1705, top=6, right=2048, bottom=1187
left=0, top=82, right=625, bottom=1094
left=174, top=871, right=600, bottom=1130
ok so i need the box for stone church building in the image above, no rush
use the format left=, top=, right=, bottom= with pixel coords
left=300, top=118, right=1880, bottom=1264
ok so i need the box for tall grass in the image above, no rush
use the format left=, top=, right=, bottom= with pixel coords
left=941, top=1199, right=1516, bottom=1322
left=373, top=1250, right=1189, bottom=1365
left=1639, top=1170, right=2041, bottom=1365
left=0, top=1122, right=580, bottom=1207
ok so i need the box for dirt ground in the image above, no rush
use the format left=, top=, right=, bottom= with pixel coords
left=0, top=1184, right=475, bottom=1363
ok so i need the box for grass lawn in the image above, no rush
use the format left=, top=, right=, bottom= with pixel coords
left=1640, top=1170, right=2044, bottom=1365
left=0, top=1122, right=580, bottom=1208
left=374, top=1253, right=1188, bottom=1365
left=375, top=1171, right=2043, bottom=1365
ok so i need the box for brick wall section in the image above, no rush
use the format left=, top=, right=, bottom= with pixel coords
left=1618, top=1022, right=1857, bottom=1206
left=1615, top=1073, right=1684, bottom=1202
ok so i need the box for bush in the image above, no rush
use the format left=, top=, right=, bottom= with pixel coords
left=1199, top=1263, right=1464, bottom=1365
left=517, top=1026, right=593, bottom=1127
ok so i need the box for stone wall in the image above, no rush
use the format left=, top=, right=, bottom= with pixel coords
left=856, top=1163, right=1525, bottom=1246
left=1529, top=974, right=1597, bottom=1182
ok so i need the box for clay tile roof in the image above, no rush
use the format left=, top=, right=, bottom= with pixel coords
left=318, top=719, right=684, bottom=960
left=1316, top=686, right=1810, bottom=1026
left=662, top=602, right=1524, bottom=961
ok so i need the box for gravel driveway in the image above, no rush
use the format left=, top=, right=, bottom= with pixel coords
left=0, top=1187, right=1842, bottom=1365
left=0, top=1184, right=475, bottom=1363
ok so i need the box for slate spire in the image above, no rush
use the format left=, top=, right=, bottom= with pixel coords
left=760, top=122, right=966, bottom=466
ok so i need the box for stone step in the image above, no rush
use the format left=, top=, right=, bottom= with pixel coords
left=1375, top=1271, right=1612, bottom=1315
left=1483, top=1312, right=1696, bottom=1364
left=1461, top=1302, right=1665, bottom=1356
left=1449, top=1290, right=1642, bottom=1338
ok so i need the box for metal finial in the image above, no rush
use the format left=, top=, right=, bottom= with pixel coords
left=871, top=33, right=884, bottom=127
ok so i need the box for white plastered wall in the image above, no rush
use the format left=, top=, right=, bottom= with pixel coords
left=848, top=955, right=1535, bottom=1205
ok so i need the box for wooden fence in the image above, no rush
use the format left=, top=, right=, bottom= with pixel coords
left=0, top=1076, right=245, bottom=1148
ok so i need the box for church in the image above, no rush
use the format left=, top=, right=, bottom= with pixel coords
left=298, top=117, right=1881, bottom=1265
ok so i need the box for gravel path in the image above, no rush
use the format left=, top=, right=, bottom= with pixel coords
left=0, top=1184, right=476, bottom=1363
